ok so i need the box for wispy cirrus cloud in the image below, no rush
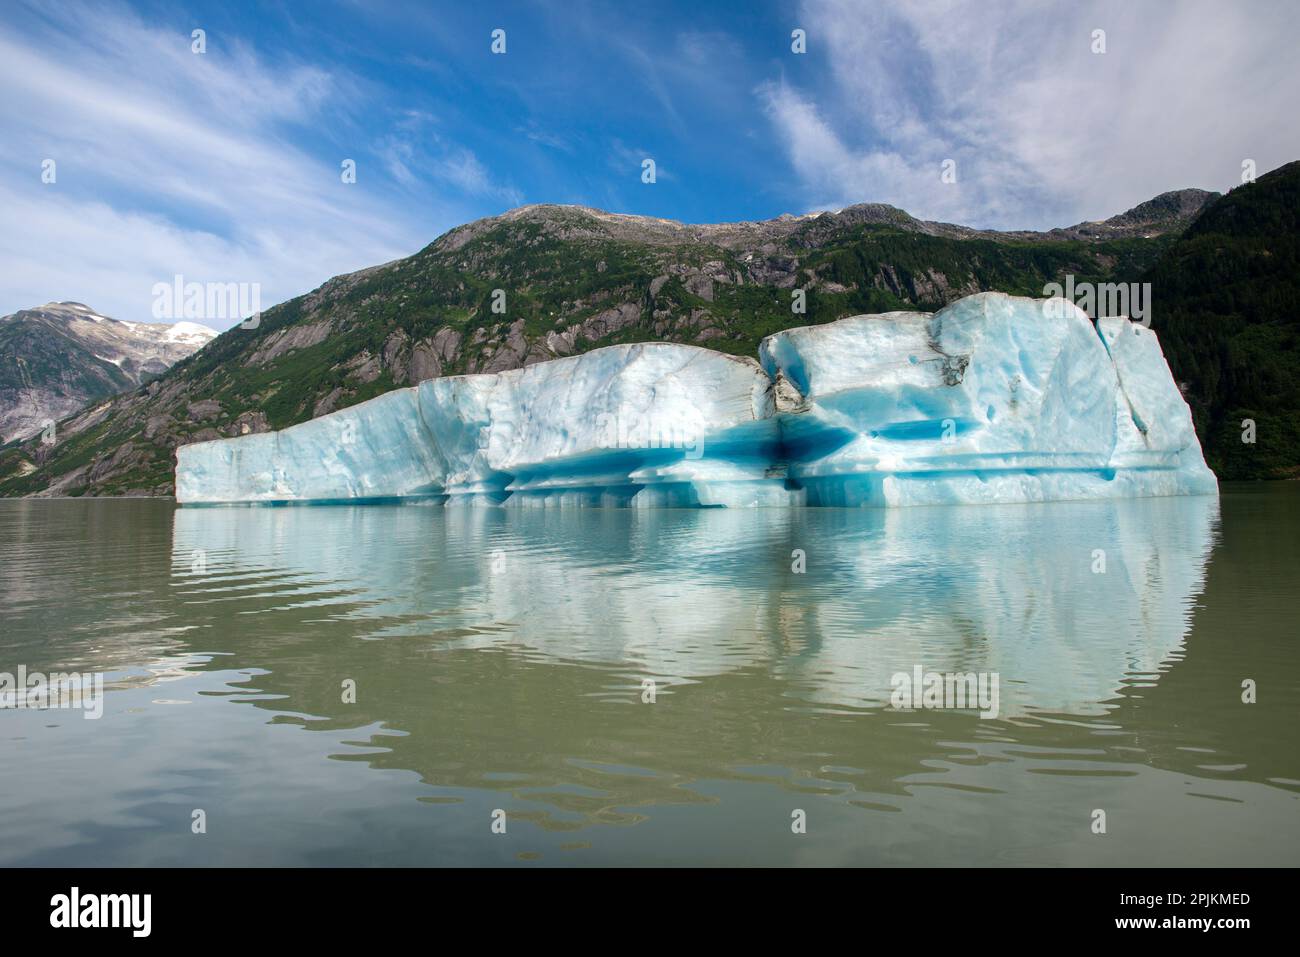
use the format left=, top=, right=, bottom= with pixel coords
left=378, top=110, right=523, bottom=205
left=0, top=1, right=514, bottom=327
left=515, top=122, right=574, bottom=155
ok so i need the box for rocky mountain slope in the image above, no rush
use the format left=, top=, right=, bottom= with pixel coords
left=1043, top=188, right=1218, bottom=242
left=0, top=189, right=1216, bottom=497
left=0, top=302, right=214, bottom=443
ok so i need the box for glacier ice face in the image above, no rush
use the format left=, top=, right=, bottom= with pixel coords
left=176, top=292, right=1217, bottom=507
left=178, top=343, right=787, bottom=507
left=760, top=292, right=1216, bottom=507
left=176, top=388, right=444, bottom=504
left=415, top=342, right=782, bottom=506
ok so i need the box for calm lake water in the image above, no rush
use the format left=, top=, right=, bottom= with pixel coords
left=1, top=486, right=1297, bottom=866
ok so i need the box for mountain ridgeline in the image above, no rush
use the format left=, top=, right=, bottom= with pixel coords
left=1, top=171, right=1294, bottom=497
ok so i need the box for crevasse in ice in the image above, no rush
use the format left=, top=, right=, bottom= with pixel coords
left=175, top=292, right=1218, bottom=507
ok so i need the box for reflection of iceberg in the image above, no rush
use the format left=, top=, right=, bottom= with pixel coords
left=171, top=493, right=1218, bottom=718
left=176, top=293, right=1217, bottom=508
left=774, top=494, right=1220, bottom=716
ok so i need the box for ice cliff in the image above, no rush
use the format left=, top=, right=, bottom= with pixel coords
left=175, top=292, right=1217, bottom=507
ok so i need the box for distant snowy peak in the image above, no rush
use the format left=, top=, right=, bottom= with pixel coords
left=161, top=320, right=219, bottom=343
left=0, top=301, right=216, bottom=443
left=9, top=301, right=218, bottom=344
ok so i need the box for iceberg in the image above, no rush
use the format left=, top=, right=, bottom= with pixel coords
left=176, top=292, right=1217, bottom=507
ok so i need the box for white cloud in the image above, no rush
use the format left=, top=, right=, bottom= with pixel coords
left=766, top=0, right=1300, bottom=229
left=0, top=3, right=511, bottom=327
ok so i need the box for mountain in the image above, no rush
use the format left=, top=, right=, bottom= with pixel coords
left=0, top=189, right=1216, bottom=497
left=0, top=302, right=215, bottom=444
left=1145, top=161, right=1300, bottom=479
left=1046, top=188, right=1218, bottom=241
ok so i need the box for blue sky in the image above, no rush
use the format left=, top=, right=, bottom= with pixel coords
left=2, top=0, right=1298, bottom=328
